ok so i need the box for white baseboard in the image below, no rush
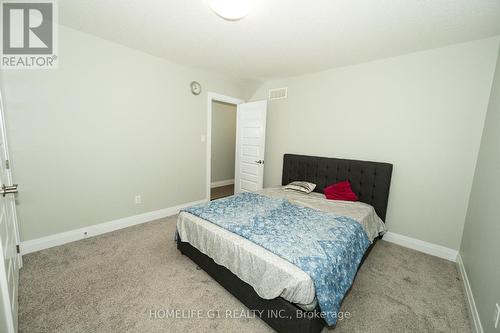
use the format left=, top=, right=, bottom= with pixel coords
left=21, top=203, right=460, bottom=263
left=210, top=179, right=234, bottom=188
left=456, top=254, right=483, bottom=333
left=20, top=199, right=206, bottom=255
left=383, top=231, right=458, bottom=262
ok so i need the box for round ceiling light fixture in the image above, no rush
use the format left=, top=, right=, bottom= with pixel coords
left=208, top=0, right=251, bottom=21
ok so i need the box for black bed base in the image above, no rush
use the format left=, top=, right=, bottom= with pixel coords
left=177, top=238, right=379, bottom=333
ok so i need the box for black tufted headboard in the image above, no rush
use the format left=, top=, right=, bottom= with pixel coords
left=282, top=154, right=393, bottom=221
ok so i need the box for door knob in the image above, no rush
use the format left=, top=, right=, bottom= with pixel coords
left=255, top=160, right=264, bottom=165
left=0, top=184, right=18, bottom=197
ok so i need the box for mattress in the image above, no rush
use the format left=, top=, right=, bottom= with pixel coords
left=176, top=187, right=386, bottom=310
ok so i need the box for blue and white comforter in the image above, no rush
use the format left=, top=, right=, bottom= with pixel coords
left=181, top=192, right=371, bottom=326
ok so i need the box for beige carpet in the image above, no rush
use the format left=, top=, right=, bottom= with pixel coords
left=19, top=216, right=471, bottom=332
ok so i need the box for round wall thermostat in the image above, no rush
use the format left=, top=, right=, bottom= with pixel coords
left=190, top=81, right=202, bottom=95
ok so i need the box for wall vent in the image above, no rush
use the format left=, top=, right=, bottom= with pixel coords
left=268, top=87, right=288, bottom=100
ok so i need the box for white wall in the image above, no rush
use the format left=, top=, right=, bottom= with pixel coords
left=0, top=26, right=257, bottom=241
left=250, top=37, right=500, bottom=250
left=460, top=44, right=500, bottom=333
left=211, top=101, right=236, bottom=183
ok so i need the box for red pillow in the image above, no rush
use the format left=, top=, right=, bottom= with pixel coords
left=323, top=181, right=358, bottom=201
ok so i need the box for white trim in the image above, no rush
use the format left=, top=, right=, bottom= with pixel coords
left=456, top=254, right=483, bottom=333
left=383, top=231, right=458, bottom=262
left=206, top=92, right=244, bottom=202
left=210, top=179, right=234, bottom=188
left=20, top=199, right=206, bottom=255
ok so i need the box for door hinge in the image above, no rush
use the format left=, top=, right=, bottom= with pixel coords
left=16, top=244, right=20, bottom=254
left=5, top=160, right=9, bottom=169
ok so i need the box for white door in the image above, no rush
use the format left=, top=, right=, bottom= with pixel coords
left=234, top=100, right=267, bottom=193
left=0, top=90, right=21, bottom=333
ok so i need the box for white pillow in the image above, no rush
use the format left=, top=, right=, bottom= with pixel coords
left=283, top=181, right=316, bottom=194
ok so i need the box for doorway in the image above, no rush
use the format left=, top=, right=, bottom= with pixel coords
left=206, top=93, right=244, bottom=201
left=206, top=93, right=268, bottom=201
left=210, top=100, right=237, bottom=200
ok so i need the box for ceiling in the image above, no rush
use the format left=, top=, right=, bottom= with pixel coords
left=59, top=0, right=500, bottom=80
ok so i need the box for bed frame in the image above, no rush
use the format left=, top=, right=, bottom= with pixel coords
left=177, top=154, right=393, bottom=333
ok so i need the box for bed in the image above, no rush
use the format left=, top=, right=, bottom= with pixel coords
left=176, top=154, right=393, bottom=333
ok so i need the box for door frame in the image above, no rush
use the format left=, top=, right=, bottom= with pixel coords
left=206, top=92, right=244, bottom=202
left=0, top=92, right=21, bottom=269
left=0, top=89, right=21, bottom=332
